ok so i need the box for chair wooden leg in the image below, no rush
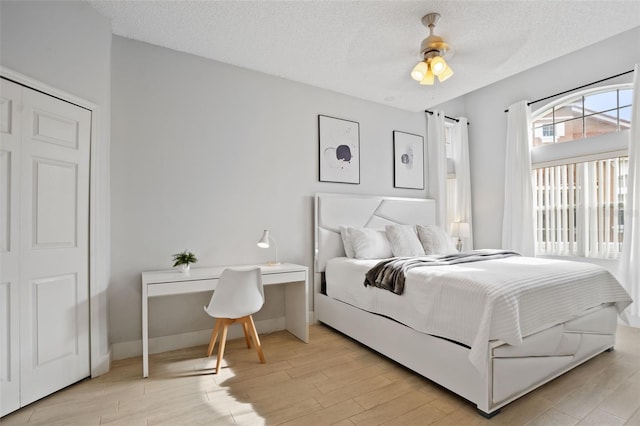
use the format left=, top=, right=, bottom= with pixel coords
left=206, top=319, right=222, bottom=357
left=245, top=315, right=266, bottom=364
left=215, top=319, right=229, bottom=374
left=241, top=321, right=252, bottom=349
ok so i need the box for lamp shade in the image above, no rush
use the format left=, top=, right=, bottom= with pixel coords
left=430, top=56, right=447, bottom=75
left=257, top=230, right=270, bottom=248
left=257, top=230, right=280, bottom=265
left=437, top=65, right=454, bottom=82
left=419, top=67, right=435, bottom=85
left=411, top=61, right=428, bottom=81
left=450, top=222, right=470, bottom=238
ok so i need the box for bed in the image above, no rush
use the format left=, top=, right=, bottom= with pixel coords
left=313, top=193, right=632, bottom=417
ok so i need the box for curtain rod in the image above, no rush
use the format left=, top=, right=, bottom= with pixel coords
left=503, top=69, right=635, bottom=113
left=425, top=110, right=470, bottom=125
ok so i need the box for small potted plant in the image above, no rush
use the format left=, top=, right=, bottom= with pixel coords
left=172, top=250, right=198, bottom=273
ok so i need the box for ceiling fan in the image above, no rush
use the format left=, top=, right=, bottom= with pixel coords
left=411, top=13, right=454, bottom=85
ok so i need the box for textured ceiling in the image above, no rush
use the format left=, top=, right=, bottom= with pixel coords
left=87, top=1, right=640, bottom=112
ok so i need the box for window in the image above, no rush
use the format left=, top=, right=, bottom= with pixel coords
left=531, top=84, right=632, bottom=259
left=533, top=157, right=628, bottom=259
left=531, top=87, right=632, bottom=146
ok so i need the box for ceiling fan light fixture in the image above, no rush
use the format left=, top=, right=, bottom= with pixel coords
left=430, top=56, right=447, bottom=76
left=437, top=65, right=454, bottom=82
left=411, top=61, right=428, bottom=81
left=412, top=12, right=454, bottom=85
left=419, top=67, right=435, bottom=85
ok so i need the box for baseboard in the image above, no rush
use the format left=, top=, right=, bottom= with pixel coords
left=91, top=348, right=112, bottom=377
left=111, top=316, right=286, bottom=360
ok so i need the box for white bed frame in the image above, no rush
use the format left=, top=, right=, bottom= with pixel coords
left=313, top=193, right=618, bottom=417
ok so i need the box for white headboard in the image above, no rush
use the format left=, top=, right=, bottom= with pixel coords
left=314, top=193, right=437, bottom=273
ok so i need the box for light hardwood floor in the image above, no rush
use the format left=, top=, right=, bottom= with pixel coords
left=2, top=324, right=639, bottom=426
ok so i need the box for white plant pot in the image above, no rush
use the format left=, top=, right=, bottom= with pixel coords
left=179, top=263, right=191, bottom=273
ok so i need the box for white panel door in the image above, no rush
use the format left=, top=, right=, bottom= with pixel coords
left=18, top=86, right=91, bottom=407
left=0, top=79, right=22, bottom=416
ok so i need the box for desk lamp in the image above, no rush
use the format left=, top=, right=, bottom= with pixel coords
left=257, top=230, right=280, bottom=265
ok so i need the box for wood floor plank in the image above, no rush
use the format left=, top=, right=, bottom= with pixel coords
left=1, top=324, right=638, bottom=426
left=598, top=382, right=640, bottom=420
left=314, top=375, right=396, bottom=409
left=25, top=397, right=116, bottom=426
left=279, top=399, right=364, bottom=426
left=353, top=377, right=431, bottom=411
left=576, top=409, right=625, bottom=426
left=525, top=408, right=579, bottom=426
left=252, top=397, right=322, bottom=425
left=554, top=360, right=640, bottom=419
left=0, top=408, right=34, bottom=426
left=315, top=365, right=390, bottom=395
left=490, top=394, right=555, bottom=426
left=348, top=390, right=436, bottom=425
left=379, top=401, right=448, bottom=425
left=625, top=407, right=640, bottom=425
left=430, top=408, right=492, bottom=426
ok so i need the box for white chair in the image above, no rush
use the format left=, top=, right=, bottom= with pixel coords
left=204, top=267, right=266, bottom=373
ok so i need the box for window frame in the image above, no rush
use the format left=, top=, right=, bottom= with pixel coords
left=530, top=83, right=632, bottom=260
left=531, top=84, right=632, bottom=148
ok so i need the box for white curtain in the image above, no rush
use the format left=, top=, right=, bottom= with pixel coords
left=502, top=100, right=535, bottom=256
left=619, top=64, right=640, bottom=319
left=451, top=118, right=474, bottom=250
left=427, top=111, right=447, bottom=227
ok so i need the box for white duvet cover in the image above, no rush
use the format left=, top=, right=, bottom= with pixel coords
left=325, top=256, right=632, bottom=373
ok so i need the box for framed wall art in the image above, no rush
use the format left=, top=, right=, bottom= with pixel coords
left=393, top=131, right=424, bottom=189
left=318, top=115, right=360, bottom=184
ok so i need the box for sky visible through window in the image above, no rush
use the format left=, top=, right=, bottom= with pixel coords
left=584, top=89, right=632, bottom=121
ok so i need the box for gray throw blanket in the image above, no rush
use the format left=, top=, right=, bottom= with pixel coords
left=364, top=249, right=521, bottom=295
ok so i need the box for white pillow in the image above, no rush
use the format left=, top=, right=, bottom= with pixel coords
left=339, top=226, right=355, bottom=258
left=416, top=225, right=458, bottom=255
left=385, top=224, right=425, bottom=257
left=348, top=227, right=393, bottom=259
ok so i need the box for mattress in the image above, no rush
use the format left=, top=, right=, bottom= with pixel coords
left=325, top=256, right=632, bottom=372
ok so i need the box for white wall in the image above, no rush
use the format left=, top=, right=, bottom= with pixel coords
left=110, top=36, right=426, bottom=352
left=0, top=0, right=112, bottom=373
left=434, top=26, right=640, bottom=249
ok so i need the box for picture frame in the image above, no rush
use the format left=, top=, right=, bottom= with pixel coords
left=318, top=115, right=360, bottom=184
left=393, top=131, right=424, bottom=189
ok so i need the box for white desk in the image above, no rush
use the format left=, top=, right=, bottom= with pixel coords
left=141, top=263, right=308, bottom=377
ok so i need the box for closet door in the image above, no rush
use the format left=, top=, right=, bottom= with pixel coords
left=1, top=79, right=22, bottom=416
left=1, top=79, right=91, bottom=416
left=4, top=82, right=91, bottom=409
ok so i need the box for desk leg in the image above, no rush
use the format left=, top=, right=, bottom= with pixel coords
left=284, top=274, right=309, bottom=343
left=142, top=284, right=149, bottom=378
